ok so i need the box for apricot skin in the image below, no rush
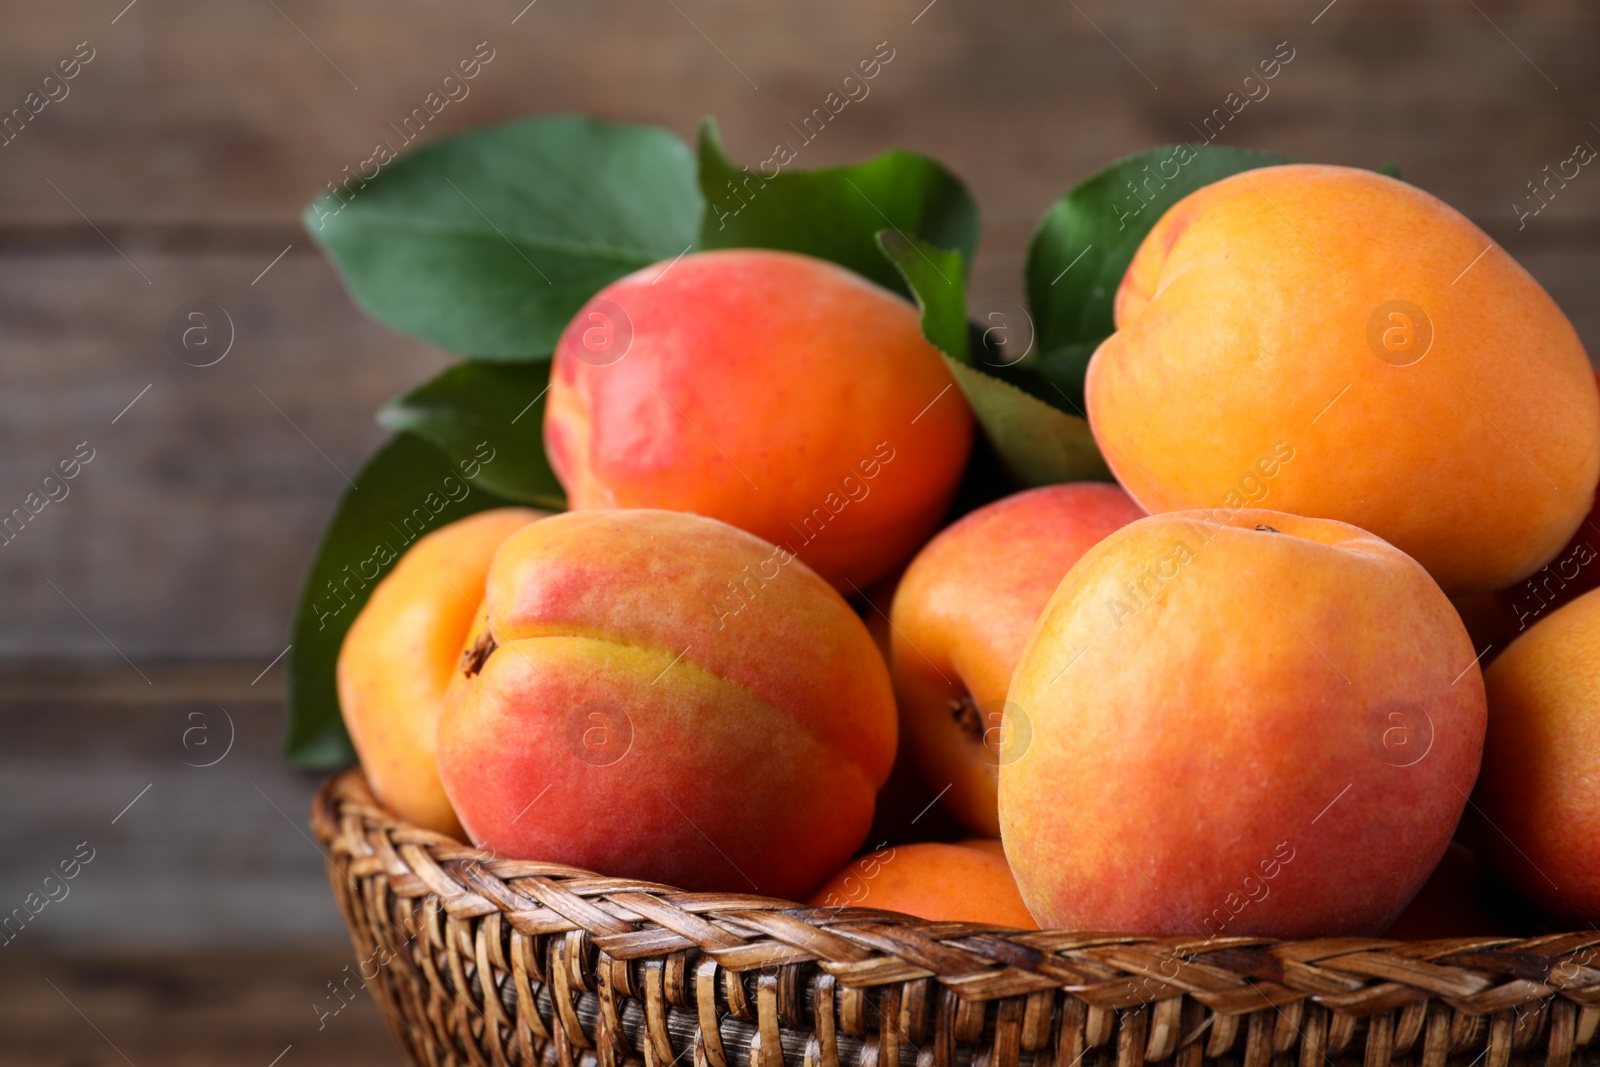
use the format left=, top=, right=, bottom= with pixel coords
left=1088, top=164, right=1600, bottom=594
left=434, top=509, right=897, bottom=900
left=337, top=507, right=547, bottom=837
left=1000, top=509, right=1487, bottom=937
left=808, top=840, right=1038, bottom=929
left=1473, top=587, right=1600, bottom=924
left=543, top=249, right=974, bottom=591
left=890, top=484, right=1145, bottom=836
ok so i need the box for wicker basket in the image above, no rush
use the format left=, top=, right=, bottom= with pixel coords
left=313, top=770, right=1600, bottom=1067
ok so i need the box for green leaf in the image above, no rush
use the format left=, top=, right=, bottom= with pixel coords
left=306, top=115, right=702, bottom=360
left=380, top=360, right=566, bottom=508
left=876, top=232, right=970, bottom=360
left=1025, top=144, right=1298, bottom=408
left=877, top=231, right=1111, bottom=489
left=697, top=118, right=978, bottom=296
left=284, top=433, right=524, bottom=768
left=945, top=361, right=1112, bottom=487
left=1376, top=158, right=1402, bottom=178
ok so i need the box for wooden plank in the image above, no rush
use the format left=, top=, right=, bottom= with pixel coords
left=1116, top=0, right=1600, bottom=234
left=0, top=664, right=354, bottom=950
left=2, top=0, right=1596, bottom=244
left=0, top=947, right=398, bottom=1066
left=0, top=248, right=448, bottom=660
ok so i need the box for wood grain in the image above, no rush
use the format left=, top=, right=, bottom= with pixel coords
left=0, top=947, right=399, bottom=1066
left=0, top=249, right=448, bottom=659
left=1, top=0, right=1598, bottom=965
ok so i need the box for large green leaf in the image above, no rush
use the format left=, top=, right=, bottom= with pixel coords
left=380, top=360, right=565, bottom=508
left=1024, top=144, right=1299, bottom=409
left=284, top=433, right=525, bottom=767
left=877, top=232, right=1111, bottom=489
left=306, top=115, right=702, bottom=360
left=698, top=118, right=978, bottom=296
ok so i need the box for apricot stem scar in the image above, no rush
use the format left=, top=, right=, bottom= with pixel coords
left=462, top=631, right=499, bottom=676
left=949, top=695, right=985, bottom=742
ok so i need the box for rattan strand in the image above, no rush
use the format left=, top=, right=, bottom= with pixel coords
left=312, top=770, right=1600, bottom=1067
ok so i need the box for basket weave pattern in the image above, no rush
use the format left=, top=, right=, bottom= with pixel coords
left=313, top=771, right=1600, bottom=1067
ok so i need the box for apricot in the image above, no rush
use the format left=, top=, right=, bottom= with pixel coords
left=543, top=249, right=974, bottom=590
left=1087, top=164, right=1600, bottom=594
left=337, top=507, right=547, bottom=836
left=1462, top=372, right=1600, bottom=651
left=434, top=509, right=897, bottom=899
left=1493, top=495, right=1600, bottom=639
left=1000, top=508, right=1487, bottom=936
left=1473, top=586, right=1600, bottom=923
left=808, top=840, right=1037, bottom=928
left=890, top=484, right=1145, bottom=835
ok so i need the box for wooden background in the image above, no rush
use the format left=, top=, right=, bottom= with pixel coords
left=2, top=0, right=1597, bottom=1062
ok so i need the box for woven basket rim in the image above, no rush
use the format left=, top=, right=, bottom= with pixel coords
left=312, top=768, right=1600, bottom=1067
left=311, top=768, right=1596, bottom=981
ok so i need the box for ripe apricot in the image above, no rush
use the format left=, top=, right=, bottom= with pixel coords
left=808, top=840, right=1037, bottom=928
left=890, top=484, right=1144, bottom=835
left=434, top=509, right=897, bottom=899
left=1456, top=373, right=1600, bottom=654
left=1473, top=587, right=1600, bottom=923
left=1000, top=509, right=1487, bottom=936
left=337, top=507, right=546, bottom=836
left=1088, top=164, right=1600, bottom=594
left=543, top=249, right=973, bottom=590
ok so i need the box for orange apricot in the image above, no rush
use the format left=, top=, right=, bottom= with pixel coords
left=337, top=507, right=547, bottom=836
left=1473, top=586, right=1600, bottom=923
left=808, top=840, right=1037, bottom=928
left=1088, top=164, right=1599, bottom=594
left=1001, top=508, right=1487, bottom=936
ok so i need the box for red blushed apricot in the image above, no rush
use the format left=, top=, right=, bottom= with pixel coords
left=1089, top=165, right=1600, bottom=594
left=543, top=249, right=973, bottom=591
left=808, top=840, right=1037, bottom=928
left=890, top=484, right=1144, bottom=835
left=1001, top=509, right=1486, bottom=936
left=337, top=507, right=547, bottom=837
left=435, top=509, right=897, bottom=900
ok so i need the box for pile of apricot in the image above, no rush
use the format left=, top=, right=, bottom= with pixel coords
left=338, top=165, right=1600, bottom=937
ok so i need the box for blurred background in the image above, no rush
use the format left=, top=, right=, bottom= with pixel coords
left=1, top=0, right=1596, bottom=1062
